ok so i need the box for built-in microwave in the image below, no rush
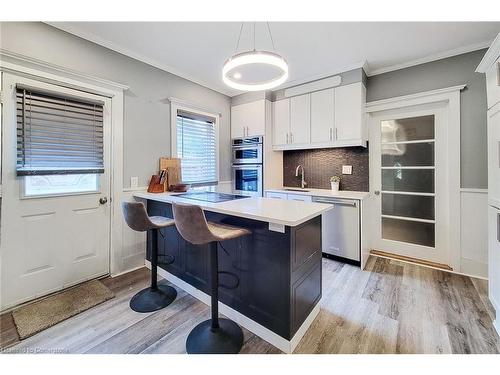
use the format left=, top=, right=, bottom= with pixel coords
left=231, top=136, right=263, bottom=164
left=232, top=164, right=263, bottom=197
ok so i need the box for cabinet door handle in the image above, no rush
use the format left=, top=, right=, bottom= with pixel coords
left=335, top=128, right=338, bottom=140
left=286, top=133, right=289, bottom=144
left=290, top=132, right=293, bottom=143
left=329, top=128, right=332, bottom=141
left=247, top=126, right=249, bottom=136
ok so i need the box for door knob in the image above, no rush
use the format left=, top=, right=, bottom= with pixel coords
left=99, top=197, right=108, bottom=205
left=374, top=191, right=380, bottom=196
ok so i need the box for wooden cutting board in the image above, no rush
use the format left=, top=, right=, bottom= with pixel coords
left=159, top=157, right=182, bottom=190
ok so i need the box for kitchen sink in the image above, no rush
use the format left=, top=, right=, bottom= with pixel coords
left=283, top=188, right=310, bottom=192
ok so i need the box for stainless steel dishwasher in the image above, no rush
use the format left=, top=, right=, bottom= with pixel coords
left=312, top=197, right=360, bottom=263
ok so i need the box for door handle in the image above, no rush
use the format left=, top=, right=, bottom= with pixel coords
left=99, top=197, right=108, bottom=205
left=374, top=191, right=380, bottom=196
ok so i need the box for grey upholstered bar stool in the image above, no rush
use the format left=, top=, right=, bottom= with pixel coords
left=122, top=201, right=177, bottom=313
left=172, top=202, right=251, bottom=354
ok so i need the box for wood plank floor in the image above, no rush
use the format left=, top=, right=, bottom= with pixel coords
left=1, top=256, right=499, bottom=354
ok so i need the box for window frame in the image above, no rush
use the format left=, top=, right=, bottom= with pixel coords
left=20, top=173, right=101, bottom=199
left=170, top=100, right=220, bottom=186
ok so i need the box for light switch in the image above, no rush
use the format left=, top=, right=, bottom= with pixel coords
left=342, top=165, right=352, bottom=175
left=130, top=176, right=139, bottom=189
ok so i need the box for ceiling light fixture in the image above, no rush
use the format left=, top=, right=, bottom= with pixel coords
left=223, top=22, right=288, bottom=92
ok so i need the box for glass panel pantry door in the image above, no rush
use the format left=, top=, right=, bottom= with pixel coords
left=371, top=104, right=449, bottom=265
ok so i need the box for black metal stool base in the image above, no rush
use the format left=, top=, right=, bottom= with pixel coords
left=129, top=284, right=177, bottom=313
left=186, top=318, right=244, bottom=354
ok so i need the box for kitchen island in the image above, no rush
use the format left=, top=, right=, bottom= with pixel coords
left=133, top=191, right=331, bottom=353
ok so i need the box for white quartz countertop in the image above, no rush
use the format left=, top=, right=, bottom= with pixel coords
left=133, top=191, right=332, bottom=227
left=265, top=187, right=370, bottom=200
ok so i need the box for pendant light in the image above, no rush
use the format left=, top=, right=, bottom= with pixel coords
left=223, top=22, right=289, bottom=92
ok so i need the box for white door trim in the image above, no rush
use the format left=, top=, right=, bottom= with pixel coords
left=1, top=55, right=126, bottom=277
left=366, top=85, right=465, bottom=270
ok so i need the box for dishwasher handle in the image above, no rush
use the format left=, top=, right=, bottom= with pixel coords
left=313, top=198, right=357, bottom=207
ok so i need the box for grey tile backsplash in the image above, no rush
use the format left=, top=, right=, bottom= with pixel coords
left=283, top=146, right=369, bottom=191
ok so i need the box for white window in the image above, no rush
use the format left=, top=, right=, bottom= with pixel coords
left=171, top=104, right=219, bottom=186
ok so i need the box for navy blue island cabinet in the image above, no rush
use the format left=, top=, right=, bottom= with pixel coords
left=145, top=199, right=322, bottom=342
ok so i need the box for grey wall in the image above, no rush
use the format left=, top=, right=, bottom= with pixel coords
left=0, top=22, right=232, bottom=188
left=367, top=49, right=488, bottom=189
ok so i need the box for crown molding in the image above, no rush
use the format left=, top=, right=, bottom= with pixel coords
left=476, top=32, right=500, bottom=73
left=45, top=22, right=235, bottom=97
left=0, top=49, right=130, bottom=92
left=366, top=84, right=466, bottom=113
left=366, top=40, right=492, bottom=77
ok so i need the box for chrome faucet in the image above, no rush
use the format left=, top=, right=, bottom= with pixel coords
left=295, top=165, right=307, bottom=189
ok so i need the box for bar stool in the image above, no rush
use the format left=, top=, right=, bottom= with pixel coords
left=122, top=201, right=177, bottom=313
left=172, top=202, right=251, bottom=354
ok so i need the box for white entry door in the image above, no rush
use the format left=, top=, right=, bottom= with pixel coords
left=369, top=102, right=450, bottom=265
left=1, top=73, right=112, bottom=310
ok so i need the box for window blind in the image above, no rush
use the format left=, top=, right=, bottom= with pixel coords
left=176, top=111, right=217, bottom=186
left=16, top=85, right=105, bottom=176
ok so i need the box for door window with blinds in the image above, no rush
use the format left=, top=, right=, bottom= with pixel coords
left=16, top=85, right=105, bottom=197
left=175, top=110, right=218, bottom=186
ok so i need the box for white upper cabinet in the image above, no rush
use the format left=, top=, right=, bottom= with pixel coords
left=231, top=100, right=266, bottom=139
left=273, top=98, right=290, bottom=146
left=311, top=88, right=335, bottom=144
left=290, top=94, right=311, bottom=145
left=334, top=82, right=365, bottom=143
left=272, top=81, right=366, bottom=150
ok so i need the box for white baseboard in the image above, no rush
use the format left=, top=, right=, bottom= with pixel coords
left=145, top=260, right=319, bottom=353
left=111, top=264, right=146, bottom=278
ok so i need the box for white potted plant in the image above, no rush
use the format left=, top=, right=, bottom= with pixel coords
left=330, top=176, right=340, bottom=192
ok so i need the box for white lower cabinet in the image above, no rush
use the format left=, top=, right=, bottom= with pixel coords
left=266, top=192, right=288, bottom=200
left=286, top=193, right=312, bottom=202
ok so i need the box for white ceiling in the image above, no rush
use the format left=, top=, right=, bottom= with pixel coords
left=49, top=22, right=500, bottom=97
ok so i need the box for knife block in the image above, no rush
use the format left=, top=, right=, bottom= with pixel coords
left=147, top=175, right=166, bottom=193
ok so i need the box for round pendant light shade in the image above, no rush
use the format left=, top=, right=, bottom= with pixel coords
left=223, top=23, right=288, bottom=92
left=222, top=50, right=289, bottom=91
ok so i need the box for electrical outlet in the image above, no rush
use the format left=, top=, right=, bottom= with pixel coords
left=130, top=176, right=139, bottom=189
left=342, top=165, right=352, bottom=175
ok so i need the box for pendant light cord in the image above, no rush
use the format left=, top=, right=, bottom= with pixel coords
left=234, top=22, right=244, bottom=54
left=234, top=22, right=277, bottom=54
left=267, top=22, right=276, bottom=51
left=253, top=22, right=256, bottom=51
